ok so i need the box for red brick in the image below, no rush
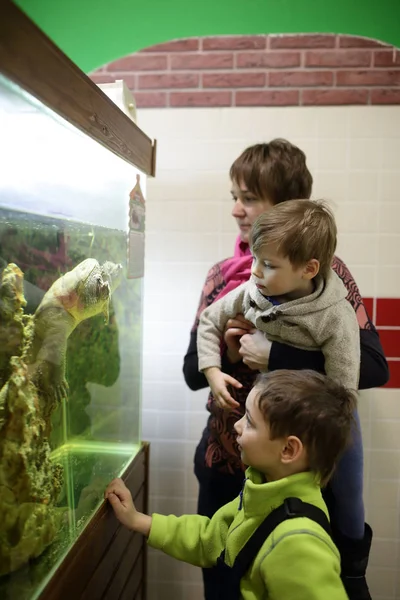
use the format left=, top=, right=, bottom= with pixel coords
left=171, top=53, right=233, bottom=70
left=106, top=54, right=167, bottom=71
left=371, top=89, right=400, bottom=104
left=383, top=360, right=400, bottom=389
left=269, top=70, right=333, bottom=87
left=374, top=49, right=400, bottom=67
left=237, top=51, right=301, bottom=69
left=134, top=92, right=167, bottom=108
left=305, top=50, right=371, bottom=68
left=138, top=73, right=199, bottom=89
left=377, top=329, right=400, bottom=359
left=89, top=74, right=115, bottom=84
left=376, top=298, right=400, bottom=327
left=203, top=72, right=265, bottom=88
left=141, top=38, right=199, bottom=52
left=235, top=90, right=299, bottom=106
left=203, top=36, right=266, bottom=51
left=270, top=34, right=336, bottom=49
left=302, top=89, right=369, bottom=105
left=362, top=297, right=374, bottom=322
left=170, top=91, right=232, bottom=107
left=339, top=36, right=387, bottom=48
left=337, top=70, right=400, bottom=86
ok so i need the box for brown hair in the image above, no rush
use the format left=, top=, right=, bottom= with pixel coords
left=255, top=370, right=357, bottom=486
left=249, top=199, right=337, bottom=277
left=229, top=139, right=313, bottom=205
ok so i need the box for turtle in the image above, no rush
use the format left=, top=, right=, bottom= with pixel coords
left=27, top=258, right=123, bottom=405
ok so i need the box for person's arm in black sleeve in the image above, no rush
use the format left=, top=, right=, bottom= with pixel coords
left=268, top=328, right=389, bottom=390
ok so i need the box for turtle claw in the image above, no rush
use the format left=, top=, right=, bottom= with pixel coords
left=55, top=379, right=69, bottom=404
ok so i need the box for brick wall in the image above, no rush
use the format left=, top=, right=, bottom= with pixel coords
left=91, top=34, right=400, bottom=108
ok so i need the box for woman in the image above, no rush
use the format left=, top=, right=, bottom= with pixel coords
left=183, top=140, right=388, bottom=600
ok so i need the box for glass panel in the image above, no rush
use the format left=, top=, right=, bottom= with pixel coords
left=0, top=74, right=144, bottom=599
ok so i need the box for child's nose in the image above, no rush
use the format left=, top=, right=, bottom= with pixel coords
left=251, top=261, right=262, bottom=279
left=234, top=417, right=243, bottom=435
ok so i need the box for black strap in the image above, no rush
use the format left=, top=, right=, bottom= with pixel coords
left=230, top=497, right=332, bottom=579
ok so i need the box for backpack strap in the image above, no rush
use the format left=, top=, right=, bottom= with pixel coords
left=228, top=496, right=332, bottom=580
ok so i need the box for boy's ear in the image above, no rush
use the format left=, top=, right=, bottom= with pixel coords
left=302, top=259, right=320, bottom=280
left=281, top=436, right=304, bottom=465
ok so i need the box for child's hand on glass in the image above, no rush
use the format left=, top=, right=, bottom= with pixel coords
left=105, top=478, right=152, bottom=536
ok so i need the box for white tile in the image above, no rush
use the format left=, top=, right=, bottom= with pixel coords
left=157, top=411, right=187, bottom=440
left=148, top=169, right=230, bottom=202
left=369, top=450, right=400, bottom=481
left=142, top=382, right=188, bottom=412
left=187, top=202, right=222, bottom=233
left=372, top=420, right=400, bottom=451
left=369, top=539, right=398, bottom=569
left=140, top=107, right=223, bottom=140
left=368, top=506, right=400, bottom=539
left=371, top=390, right=400, bottom=420
left=379, top=203, right=400, bottom=235
left=348, top=171, right=379, bottom=203
left=146, top=200, right=189, bottom=232
left=381, top=172, right=400, bottom=203
left=379, top=235, right=400, bottom=266
left=317, top=139, right=347, bottom=171
left=368, top=480, right=399, bottom=509
left=156, top=139, right=245, bottom=172
left=336, top=233, right=378, bottom=266
left=382, top=139, right=400, bottom=170
left=219, top=107, right=288, bottom=140
left=316, top=107, right=348, bottom=138
left=313, top=171, right=348, bottom=203
left=348, top=106, right=400, bottom=138
left=368, top=566, right=397, bottom=598
left=335, top=202, right=378, bottom=234
left=349, top=139, right=382, bottom=171
left=377, top=266, right=400, bottom=297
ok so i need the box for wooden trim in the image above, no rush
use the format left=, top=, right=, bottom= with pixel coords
left=0, top=1, right=155, bottom=175
left=38, top=443, right=148, bottom=599
left=142, top=442, right=150, bottom=600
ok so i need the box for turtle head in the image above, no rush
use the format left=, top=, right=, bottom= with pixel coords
left=101, top=262, right=123, bottom=294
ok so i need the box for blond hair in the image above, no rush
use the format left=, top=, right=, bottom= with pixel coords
left=249, top=199, right=337, bottom=277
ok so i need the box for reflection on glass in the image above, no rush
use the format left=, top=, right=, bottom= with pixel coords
left=0, top=74, right=144, bottom=599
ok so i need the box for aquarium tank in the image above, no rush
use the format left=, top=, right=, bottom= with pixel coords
left=0, top=73, right=146, bottom=599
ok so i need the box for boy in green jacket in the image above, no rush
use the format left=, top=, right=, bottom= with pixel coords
left=105, top=369, right=355, bottom=599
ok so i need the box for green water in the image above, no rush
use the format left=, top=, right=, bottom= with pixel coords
left=0, top=208, right=143, bottom=599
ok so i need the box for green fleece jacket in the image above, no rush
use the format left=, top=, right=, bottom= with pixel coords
left=148, top=469, right=347, bottom=600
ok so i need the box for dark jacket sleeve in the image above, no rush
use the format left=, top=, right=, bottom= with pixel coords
left=269, top=328, right=389, bottom=390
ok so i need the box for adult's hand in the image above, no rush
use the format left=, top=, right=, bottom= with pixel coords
left=239, top=330, right=272, bottom=371
left=224, top=314, right=255, bottom=363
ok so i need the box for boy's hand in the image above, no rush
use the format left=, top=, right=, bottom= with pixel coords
left=204, top=367, right=241, bottom=410
left=105, top=478, right=152, bottom=536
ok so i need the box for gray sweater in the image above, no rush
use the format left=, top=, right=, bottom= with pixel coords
left=197, top=269, right=360, bottom=389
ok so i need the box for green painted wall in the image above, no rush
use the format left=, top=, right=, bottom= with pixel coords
left=15, top=0, right=400, bottom=73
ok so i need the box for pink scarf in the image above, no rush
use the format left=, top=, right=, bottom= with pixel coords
left=216, top=235, right=252, bottom=301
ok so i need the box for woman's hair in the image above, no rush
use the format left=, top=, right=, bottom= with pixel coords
left=249, top=199, right=337, bottom=277
left=255, top=370, right=357, bottom=486
left=230, top=139, right=313, bottom=204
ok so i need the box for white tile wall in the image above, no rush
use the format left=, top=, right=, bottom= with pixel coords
left=137, top=106, right=400, bottom=600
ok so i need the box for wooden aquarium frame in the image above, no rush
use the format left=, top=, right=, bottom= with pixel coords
left=39, top=442, right=150, bottom=600
left=0, top=0, right=156, bottom=176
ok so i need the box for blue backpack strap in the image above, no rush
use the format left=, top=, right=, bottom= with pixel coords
left=214, top=497, right=332, bottom=599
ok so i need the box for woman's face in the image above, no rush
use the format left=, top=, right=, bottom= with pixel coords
left=231, top=180, right=274, bottom=243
